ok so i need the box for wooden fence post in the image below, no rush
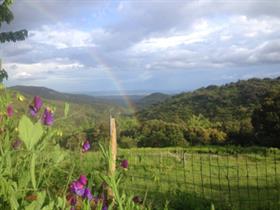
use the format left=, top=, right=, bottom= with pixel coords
left=108, top=116, right=117, bottom=198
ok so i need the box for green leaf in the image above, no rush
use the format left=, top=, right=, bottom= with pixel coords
left=41, top=201, right=54, bottom=210
left=56, top=197, right=67, bottom=209
left=25, top=191, right=46, bottom=210
left=18, top=115, right=43, bottom=150
left=64, top=102, right=70, bottom=118
left=30, top=153, right=36, bottom=190
left=9, top=195, right=19, bottom=210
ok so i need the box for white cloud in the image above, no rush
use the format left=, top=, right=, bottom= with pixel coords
left=2, top=1, right=280, bottom=91
left=229, top=15, right=280, bottom=38
left=131, top=19, right=217, bottom=53
left=220, top=35, right=232, bottom=41
left=4, top=59, right=84, bottom=80
left=30, top=25, right=95, bottom=49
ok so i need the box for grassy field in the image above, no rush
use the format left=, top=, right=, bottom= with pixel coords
left=67, top=146, right=280, bottom=210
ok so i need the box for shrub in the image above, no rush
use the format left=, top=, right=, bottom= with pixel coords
left=138, top=120, right=187, bottom=147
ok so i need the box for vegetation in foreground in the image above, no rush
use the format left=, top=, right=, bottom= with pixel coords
left=2, top=83, right=279, bottom=210
left=1, top=85, right=158, bottom=210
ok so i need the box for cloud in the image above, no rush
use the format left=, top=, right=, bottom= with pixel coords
left=4, top=59, right=84, bottom=81
left=1, top=0, right=280, bottom=91
left=2, top=0, right=108, bottom=30
left=30, top=25, right=95, bottom=49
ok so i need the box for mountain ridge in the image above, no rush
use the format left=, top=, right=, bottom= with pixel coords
left=137, top=77, right=280, bottom=123
left=9, top=85, right=115, bottom=106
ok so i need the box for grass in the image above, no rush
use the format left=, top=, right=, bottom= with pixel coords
left=72, top=146, right=280, bottom=210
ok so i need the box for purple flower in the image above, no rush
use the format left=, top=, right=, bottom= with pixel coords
left=12, top=139, right=22, bottom=150
left=133, top=195, right=142, bottom=204
left=78, top=175, right=87, bottom=185
left=83, top=188, right=93, bottom=200
left=42, top=108, right=54, bottom=126
left=70, top=181, right=85, bottom=196
left=121, top=159, right=128, bottom=169
left=34, top=96, right=43, bottom=110
left=102, top=205, right=108, bottom=210
left=7, top=105, right=13, bottom=117
left=29, top=106, right=37, bottom=116
left=69, top=196, right=77, bottom=206
left=29, top=96, right=42, bottom=116
left=82, top=140, right=90, bottom=153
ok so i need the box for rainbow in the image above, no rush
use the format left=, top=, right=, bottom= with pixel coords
left=24, top=0, right=137, bottom=113
left=87, top=48, right=136, bottom=113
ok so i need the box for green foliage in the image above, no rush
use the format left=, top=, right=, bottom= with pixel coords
left=138, top=78, right=280, bottom=123
left=18, top=115, right=44, bottom=150
left=136, top=92, right=170, bottom=109
left=0, top=29, right=28, bottom=43
left=137, top=120, right=186, bottom=147
left=0, top=88, right=155, bottom=210
left=25, top=191, right=46, bottom=210
left=64, top=102, right=70, bottom=118
left=118, top=116, right=139, bottom=148
left=187, top=114, right=212, bottom=129
left=117, top=146, right=280, bottom=210
left=252, top=92, right=280, bottom=147
left=0, top=0, right=13, bottom=26
left=184, top=115, right=227, bottom=145
left=119, top=136, right=137, bottom=148
left=137, top=78, right=280, bottom=147
left=0, top=0, right=28, bottom=43
left=0, top=89, right=67, bottom=209
left=0, top=68, right=8, bottom=82
left=185, top=127, right=227, bottom=145
left=99, top=144, right=152, bottom=210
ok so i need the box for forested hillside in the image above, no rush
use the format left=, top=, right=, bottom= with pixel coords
left=137, top=77, right=280, bottom=122
left=118, top=78, right=280, bottom=148
left=136, top=92, right=170, bottom=109
left=7, top=88, right=124, bottom=149
left=10, top=85, right=117, bottom=107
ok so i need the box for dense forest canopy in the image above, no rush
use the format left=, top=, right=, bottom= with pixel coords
left=117, top=77, right=280, bottom=148
left=137, top=77, right=280, bottom=123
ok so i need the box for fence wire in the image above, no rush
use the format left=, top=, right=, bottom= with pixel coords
left=118, top=149, right=280, bottom=210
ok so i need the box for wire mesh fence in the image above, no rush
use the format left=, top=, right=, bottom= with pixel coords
left=118, top=148, right=280, bottom=210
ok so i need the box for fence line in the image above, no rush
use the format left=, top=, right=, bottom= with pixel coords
left=103, top=118, right=280, bottom=209
left=117, top=149, right=280, bottom=210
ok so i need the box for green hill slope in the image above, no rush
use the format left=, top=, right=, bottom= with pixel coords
left=137, top=77, right=280, bottom=123
left=136, top=92, right=171, bottom=109
left=6, top=87, right=125, bottom=149
left=10, top=85, right=115, bottom=107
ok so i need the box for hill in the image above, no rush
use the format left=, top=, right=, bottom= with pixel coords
left=137, top=77, right=280, bottom=123
left=6, top=86, right=126, bottom=148
left=136, top=92, right=171, bottom=109
left=10, top=85, right=115, bottom=107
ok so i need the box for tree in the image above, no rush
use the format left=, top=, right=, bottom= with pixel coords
left=0, top=0, right=28, bottom=82
left=184, top=115, right=227, bottom=145
left=252, top=93, right=280, bottom=148
left=138, top=120, right=187, bottom=147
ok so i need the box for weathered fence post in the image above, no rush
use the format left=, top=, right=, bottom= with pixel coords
left=108, top=115, right=117, bottom=198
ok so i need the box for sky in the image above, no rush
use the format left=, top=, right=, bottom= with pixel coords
left=1, top=0, right=280, bottom=93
